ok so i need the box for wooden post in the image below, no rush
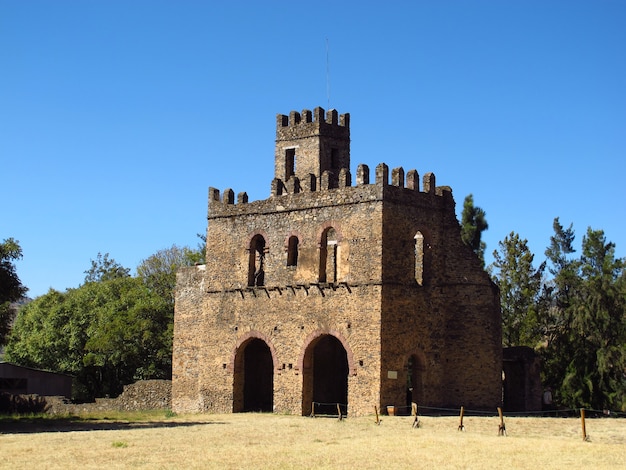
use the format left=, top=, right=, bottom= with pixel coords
left=337, top=403, right=343, bottom=421
left=311, top=402, right=315, bottom=418
left=497, top=407, right=507, bottom=436
left=412, top=402, right=420, bottom=428
left=458, top=406, right=465, bottom=431
left=581, top=408, right=588, bottom=441
left=374, top=406, right=381, bottom=425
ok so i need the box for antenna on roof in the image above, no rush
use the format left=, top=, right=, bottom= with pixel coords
left=326, top=38, right=331, bottom=109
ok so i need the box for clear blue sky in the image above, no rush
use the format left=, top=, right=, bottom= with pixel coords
left=2, top=1, right=625, bottom=298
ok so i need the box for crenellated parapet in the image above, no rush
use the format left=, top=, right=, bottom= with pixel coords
left=276, top=107, right=350, bottom=130
left=208, top=163, right=451, bottom=214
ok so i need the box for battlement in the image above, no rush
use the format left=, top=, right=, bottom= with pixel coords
left=208, top=163, right=451, bottom=210
left=276, top=107, right=350, bottom=129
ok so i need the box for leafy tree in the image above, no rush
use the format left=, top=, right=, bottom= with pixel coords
left=460, top=194, right=489, bottom=265
left=6, top=276, right=172, bottom=401
left=489, top=231, right=545, bottom=347
left=84, top=252, right=130, bottom=283
left=0, top=238, right=28, bottom=346
left=136, top=244, right=204, bottom=307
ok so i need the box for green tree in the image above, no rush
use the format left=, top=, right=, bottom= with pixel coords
left=489, top=231, right=545, bottom=347
left=84, top=252, right=130, bottom=283
left=6, top=277, right=172, bottom=401
left=538, top=219, right=579, bottom=399
left=460, top=194, right=489, bottom=265
left=0, top=238, right=28, bottom=346
left=7, top=252, right=173, bottom=401
left=136, top=244, right=203, bottom=307
left=559, top=228, right=626, bottom=410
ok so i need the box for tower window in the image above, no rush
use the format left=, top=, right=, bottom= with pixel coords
left=331, top=148, right=339, bottom=169
left=320, top=227, right=338, bottom=283
left=285, top=148, right=296, bottom=180
left=287, top=236, right=299, bottom=267
left=414, top=231, right=424, bottom=286
left=248, top=235, right=267, bottom=287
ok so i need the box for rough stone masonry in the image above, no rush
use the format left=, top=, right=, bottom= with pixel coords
left=172, top=107, right=502, bottom=416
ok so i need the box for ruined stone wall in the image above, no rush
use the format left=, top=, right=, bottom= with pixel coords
left=172, top=266, right=207, bottom=413
left=46, top=380, right=172, bottom=414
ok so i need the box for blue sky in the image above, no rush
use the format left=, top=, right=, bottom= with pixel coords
left=2, top=1, right=625, bottom=298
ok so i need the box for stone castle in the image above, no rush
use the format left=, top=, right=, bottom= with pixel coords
left=172, top=107, right=502, bottom=416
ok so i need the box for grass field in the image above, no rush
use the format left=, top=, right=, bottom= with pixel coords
left=1, top=411, right=625, bottom=469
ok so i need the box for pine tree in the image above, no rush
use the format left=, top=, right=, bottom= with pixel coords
left=460, top=194, right=489, bottom=265
left=489, top=232, right=545, bottom=347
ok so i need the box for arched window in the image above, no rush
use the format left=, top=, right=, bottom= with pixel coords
left=319, top=227, right=338, bottom=283
left=248, top=234, right=266, bottom=287
left=287, top=236, right=299, bottom=267
left=414, top=231, right=424, bottom=286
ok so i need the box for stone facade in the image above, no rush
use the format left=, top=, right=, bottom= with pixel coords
left=172, top=107, right=502, bottom=416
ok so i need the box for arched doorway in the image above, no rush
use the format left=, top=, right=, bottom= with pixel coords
left=302, top=335, right=349, bottom=416
left=233, top=338, right=274, bottom=412
left=406, top=354, right=424, bottom=407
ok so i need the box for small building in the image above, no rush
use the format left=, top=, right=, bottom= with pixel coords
left=0, top=362, right=72, bottom=398
left=172, top=107, right=503, bottom=416
left=502, top=346, right=542, bottom=412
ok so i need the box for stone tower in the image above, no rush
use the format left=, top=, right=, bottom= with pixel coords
left=274, top=108, right=350, bottom=187
left=172, top=107, right=502, bottom=416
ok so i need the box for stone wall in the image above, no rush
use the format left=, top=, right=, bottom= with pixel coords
left=45, top=380, right=171, bottom=414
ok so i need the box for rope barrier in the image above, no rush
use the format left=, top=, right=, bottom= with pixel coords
left=308, top=401, right=626, bottom=421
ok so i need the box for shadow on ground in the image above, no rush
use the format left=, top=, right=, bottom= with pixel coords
left=0, top=418, right=226, bottom=434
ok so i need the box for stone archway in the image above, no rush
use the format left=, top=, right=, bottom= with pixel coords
left=301, top=334, right=349, bottom=416
left=406, top=354, right=425, bottom=407
left=233, top=338, right=274, bottom=412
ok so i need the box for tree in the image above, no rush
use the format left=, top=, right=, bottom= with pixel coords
left=460, top=194, right=489, bottom=265
left=6, top=276, right=172, bottom=401
left=558, top=228, right=626, bottom=410
left=538, top=219, right=580, bottom=399
left=538, top=219, right=626, bottom=411
left=489, top=231, right=545, bottom=347
left=84, top=253, right=130, bottom=283
left=0, top=238, right=28, bottom=346
left=136, top=244, right=204, bottom=307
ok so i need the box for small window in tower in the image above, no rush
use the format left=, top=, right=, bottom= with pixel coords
left=320, top=227, right=338, bottom=283
left=331, top=148, right=339, bottom=169
left=414, top=231, right=424, bottom=286
left=285, top=148, right=296, bottom=180
left=248, top=235, right=267, bottom=287
left=287, top=236, right=299, bottom=267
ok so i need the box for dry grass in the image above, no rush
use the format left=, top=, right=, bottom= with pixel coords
left=1, top=412, right=625, bottom=469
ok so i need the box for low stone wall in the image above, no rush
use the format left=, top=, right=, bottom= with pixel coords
left=45, top=380, right=172, bottom=415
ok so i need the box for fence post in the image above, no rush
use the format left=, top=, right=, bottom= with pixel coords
left=581, top=408, right=589, bottom=441
left=337, top=403, right=343, bottom=421
left=497, top=407, right=507, bottom=436
left=311, top=402, right=315, bottom=418
left=374, top=406, right=381, bottom=425
left=458, top=406, right=465, bottom=431
left=412, top=402, right=420, bottom=428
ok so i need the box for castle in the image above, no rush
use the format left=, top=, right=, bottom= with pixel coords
left=172, top=107, right=502, bottom=416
